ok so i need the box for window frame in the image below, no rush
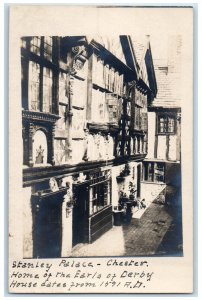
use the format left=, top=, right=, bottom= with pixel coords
left=28, top=61, right=54, bottom=114
left=21, top=36, right=58, bottom=115
left=89, top=170, right=111, bottom=216
left=157, top=113, right=176, bottom=135
left=144, top=162, right=165, bottom=183
left=29, top=36, right=53, bottom=62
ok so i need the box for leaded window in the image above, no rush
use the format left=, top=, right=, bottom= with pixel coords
left=43, top=67, right=53, bottom=113
left=28, top=61, right=40, bottom=111
left=158, top=114, right=176, bottom=134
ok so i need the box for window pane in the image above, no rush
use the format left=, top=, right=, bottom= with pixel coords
left=144, top=163, right=148, bottom=181
left=30, top=37, right=41, bottom=56
left=43, top=67, right=53, bottom=113
left=148, top=163, right=154, bottom=181
left=168, top=117, right=175, bottom=133
left=44, top=36, right=53, bottom=61
left=154, top=163, right=165, bottom=182
left=158, top=115, right=176, bottom=134
left=28, top=61, right=40, bottom=111
left=159, top=117, right=166, bottom=133
left=135, top=107, right=140, bottom=130
left=89, top=171, right=111, bottom=216
left=21, top=38, right=27, bottom=49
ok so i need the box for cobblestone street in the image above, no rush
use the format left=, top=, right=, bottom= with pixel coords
left=122, top=202, right=173, bottom=256
left=71, top=196, right=182, bottom=257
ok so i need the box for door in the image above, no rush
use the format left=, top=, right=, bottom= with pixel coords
left=72, top=182, right=89, bottom=247
left=32, top=194, right=63, bottom=258
left=137, top=164, right=141, bottom=198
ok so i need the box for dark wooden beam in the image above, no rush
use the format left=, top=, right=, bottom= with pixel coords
left=23, top=154, right=147, bottom=187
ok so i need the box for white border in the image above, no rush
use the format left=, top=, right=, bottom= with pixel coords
left=1, top=1, right=200, bottom=299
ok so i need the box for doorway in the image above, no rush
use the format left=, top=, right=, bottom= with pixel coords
left=72, top=182, right=89, bottom=247
left=32, top=194, right=63, bottom=258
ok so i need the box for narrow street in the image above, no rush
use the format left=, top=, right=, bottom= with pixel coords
left=71, top=189, right=183, bottom=257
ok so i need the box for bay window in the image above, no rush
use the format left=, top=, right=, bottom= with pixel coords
left=89, top=170, right=111, bottom=216
left=144, top=162, right=165, bottom=183
left=154, top=163, right=165, bottom=182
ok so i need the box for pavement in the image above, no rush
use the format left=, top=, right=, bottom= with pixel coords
left=71, top=189, right=182, bottom=257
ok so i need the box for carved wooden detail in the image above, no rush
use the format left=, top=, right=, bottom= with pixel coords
left=22, top=110, right=58, bottom=167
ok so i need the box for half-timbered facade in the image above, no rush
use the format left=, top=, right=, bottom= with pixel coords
left=21, top=35, right=157, bottom=258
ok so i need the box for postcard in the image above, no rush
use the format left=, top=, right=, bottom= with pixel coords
left=9, top=5, right=193, bottom=293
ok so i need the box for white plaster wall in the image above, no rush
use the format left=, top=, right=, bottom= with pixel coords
left=157, top=135, right=167, bottom=159
left=111, top=165, right=122, bottom=207
left=168, top=135, right=177, bottom=161
left=71, top=139, right=85, bottom=164
left=23, top=187, right=33, bottom=258
left=146, top=112, right=156, bottom=159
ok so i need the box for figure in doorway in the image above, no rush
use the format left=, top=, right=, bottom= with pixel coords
left=35, top=145, right=44, bottom=164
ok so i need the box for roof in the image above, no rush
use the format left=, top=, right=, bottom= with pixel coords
left=129, top=35, right=157, bottom=98
left=152, top=59, right=181, bottom=108
left=120, top=35, right=157, bottom=98
left=130, top=36, right=147, bottom=66
left=151, top=36, right=182, bottom=108
left=87, top=35, right=127, bottom=65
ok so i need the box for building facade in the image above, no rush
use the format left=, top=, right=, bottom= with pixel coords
left=142, top=36, right=182, bottom=205
left=21, top=35, right=157, bottom=258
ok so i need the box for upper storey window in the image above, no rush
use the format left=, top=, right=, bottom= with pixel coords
left=44, top=36, right=53, bottom=61
left=21, top=36, right=55, bottom=114
left=43, top=67, right=53, bottom=113
left=28, top=62, right=53, bottom=113
left=30, top=36, right=53, bottom=61
left=28, top=61, right=40, bottom=111
left=158, top=114, right=176, bottom=134
left=30, top=37, right=41, bottom=56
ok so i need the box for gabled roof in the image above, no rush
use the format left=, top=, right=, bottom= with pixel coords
left=89, top=39, right=136, bottom=81
left=120, top=35, right=157, bottom=99
left=87, top=36, right=127, bottom=65
left=119, top=35, right=139, bottom=80
left=144, top=42, right=158, bottom=98
left=130, top=36, right=147, bottom=66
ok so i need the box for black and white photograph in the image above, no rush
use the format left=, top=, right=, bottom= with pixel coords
left=8, top=5, right=193, bottom=294
left=21, top=34, right=183, bottom=258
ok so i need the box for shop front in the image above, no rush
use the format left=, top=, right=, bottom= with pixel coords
left=23, top=161, right=146, bottom=258
left=72, top=168, right=112, bottom=246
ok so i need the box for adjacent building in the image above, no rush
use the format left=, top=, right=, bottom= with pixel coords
left=142, top=36, right=182, bottom=205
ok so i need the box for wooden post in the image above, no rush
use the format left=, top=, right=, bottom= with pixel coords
left=86, top=54, right=93, bottom=121
left=176, top=111, right=181, bottom=161
left=28, top=123, right=34, bottom=167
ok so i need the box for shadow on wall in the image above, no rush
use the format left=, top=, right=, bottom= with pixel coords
left=165, top=162, right=181, bottom=188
